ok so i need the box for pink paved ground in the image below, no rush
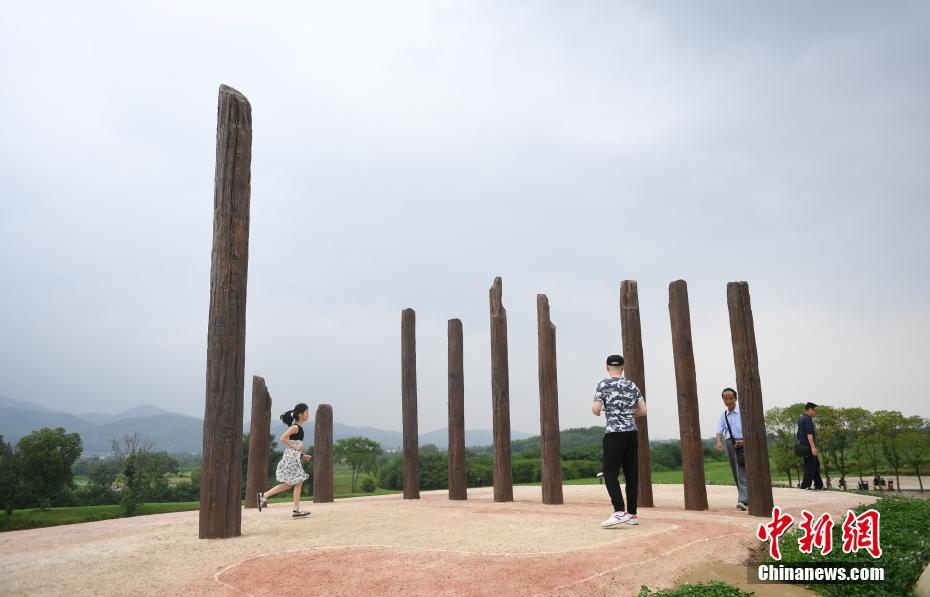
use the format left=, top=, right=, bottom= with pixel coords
left=0, top=485, right=875, bottom=596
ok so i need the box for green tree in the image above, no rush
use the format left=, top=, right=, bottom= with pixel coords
left=241, top=433, right=285, bottom=496
left=765, top=404, right=804, bottom=486
left=16, top=427, right=83, bottom=510
left=856, top=413, right=884, bottom=479
left=836, top=407, right=869, bottom=485
left=334, top=437, right=383, bottom=492
left=73, top=458, right=122, bottom=505
left=418, top=448, right=448, bottom=490
left=0, top=436, right=21, bottom=515
left=816, top=406, right=839, bottom=488
left=874, top=410, right=912, bottom=492
left=901, top=418, right=929, bottom=492
left=112, top=434, right=153, bottom=515
left=378, top=454, right=403, bottom=490
left=848, top=409, right=877, bottom=482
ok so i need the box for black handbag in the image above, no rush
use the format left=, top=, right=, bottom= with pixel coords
left=794, top=443, right=811, bottom=458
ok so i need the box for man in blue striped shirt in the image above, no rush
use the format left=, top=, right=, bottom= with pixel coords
left=715, top=387, right=748, bottom=511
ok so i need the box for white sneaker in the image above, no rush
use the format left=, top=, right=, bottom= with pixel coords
left=626, top=514, right=639, bottom=525
left=601, top=511, right=631, bottom=528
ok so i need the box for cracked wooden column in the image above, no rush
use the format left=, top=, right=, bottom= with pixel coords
left=313, top=404, right=334, bottom=503
left=619, top=280, right=654, bottom=508
left=727, top=281, right=774, bottom=516
left=668, top=281, right=709, bottom=511
left=537, top=294, right=563, bottom=505
left=401, top=308, right=420, bottom=499
left=489, top=277, right=513, bottom=502
left=245, top=376, right=272, bottom=509
left=200, top=84, right=252, bottom=539
left=447, top=318, right=467, bottom=500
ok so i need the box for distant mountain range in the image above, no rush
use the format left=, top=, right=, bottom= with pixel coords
left=0, top=396, right=532, bottom=455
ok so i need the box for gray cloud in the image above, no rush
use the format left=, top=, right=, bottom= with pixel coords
left=1, top=1, right=928, bottom=441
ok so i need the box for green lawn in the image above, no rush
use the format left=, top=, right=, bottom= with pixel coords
left=1, top=465, right=398, bottom=533
left=558, top=460, right=741, bottom=486
left=0, top=502, right=201, bottom=532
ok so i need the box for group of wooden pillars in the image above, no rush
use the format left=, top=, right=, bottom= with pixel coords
left=198, top=84, right=773, bottom=538
left=242, top=379, right=334, bottom=508
left=199, top=85, right=338, bottom=538
left=399, top=277, right=773, bottom=516
left=401, top=278, right=566, bottom=504
left=665, top=279, right=774, bottom=516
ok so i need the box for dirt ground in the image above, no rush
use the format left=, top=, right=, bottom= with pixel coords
left=0, top=485, right=875, bottom=596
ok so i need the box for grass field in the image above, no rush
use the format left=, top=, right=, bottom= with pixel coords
left=558, top=460, right=740, bottom=486
left=1, top=461, right=799, bottom=533
left=0, top=466, right=398, bottom=533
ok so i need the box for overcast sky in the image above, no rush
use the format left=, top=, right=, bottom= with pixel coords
left=1, top=1, right=928, bottom=440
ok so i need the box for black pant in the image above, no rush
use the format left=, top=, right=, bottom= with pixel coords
left=603, top=431, right=638, bottom=514
left=801, top=454, right=823, bottom=489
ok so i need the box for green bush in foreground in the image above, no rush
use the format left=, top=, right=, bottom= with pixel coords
left=638, top=581, right=751, bottom=596
left=773, top=495, right=930, bottom=596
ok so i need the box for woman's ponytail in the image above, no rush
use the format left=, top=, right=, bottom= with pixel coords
left=280, top=403, right=309, bottom=426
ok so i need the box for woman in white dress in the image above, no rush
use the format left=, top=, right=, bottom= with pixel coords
left=257, top=403, right=313, bottom=518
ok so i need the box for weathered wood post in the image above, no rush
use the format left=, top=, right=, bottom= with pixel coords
left=313, top=404, right=334, bottom=503
left=401, top=308, right=420, bottom=499
left=727, top=281, right=774, bottom=516
left=447, top=319, right=467, bottom=500
left=668, top=281, right=709, bottom=511
left=619, top=280, right=654, bottom=508
left=537, top=294, right=563, bottom=505
left=200, top=84, right=251, bottom=539
left=245, top=375, right=272, bottom=508
left=489, top=277, right=513, bottom=502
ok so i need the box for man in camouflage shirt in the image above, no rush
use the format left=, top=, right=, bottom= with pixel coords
left=592, top=354, right=647, bottom=528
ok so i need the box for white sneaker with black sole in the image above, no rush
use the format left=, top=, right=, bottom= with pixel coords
left=292, top=509, right=311, bottom=518
left=600, top=512, right=631, bottom=528
left=257, top=493, right=266, bottom=512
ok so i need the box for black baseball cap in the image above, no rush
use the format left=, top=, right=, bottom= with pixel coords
left=805, top=402, right=818, bottom=410
left=606, top=355, right=624, bottom=367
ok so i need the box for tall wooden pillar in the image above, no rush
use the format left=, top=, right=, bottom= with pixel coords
left=401, top=308, right=420, bottom=499
left=727, top=282, right=774, bottom=516
left=245, top=376, right=272, bottom=508
left=536, top=295, right=563, bottom=505
left=447, top=319, right=467, bottom=500
left=200, top=84, right=252, bottom=539
left=489, top=277, right=513, bottom=502
left=668, top=281, right=709, bottom=511
left=619, top=280, right=654, bottom=507
left=313, top=404, right=334, bottom=503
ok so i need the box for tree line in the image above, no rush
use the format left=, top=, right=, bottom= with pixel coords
left=765, top=404, right=929, bottom=491
left=2, top=409, right=925, bottom=517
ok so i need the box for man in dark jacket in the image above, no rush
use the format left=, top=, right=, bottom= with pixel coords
left=797, top=402, right=824, bottom=490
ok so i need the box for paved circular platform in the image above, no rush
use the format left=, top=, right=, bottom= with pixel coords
left=0, top=485, right=875, bottom=596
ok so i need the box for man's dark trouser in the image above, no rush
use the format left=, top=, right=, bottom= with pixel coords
left=801, top=454, right=823, bottom=489
left=603, top=430, right=638, bottom=514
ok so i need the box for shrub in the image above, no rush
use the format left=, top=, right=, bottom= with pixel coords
left=360, top=477, right=376, bottom=493
left=638, top=581, right=751, bottom=596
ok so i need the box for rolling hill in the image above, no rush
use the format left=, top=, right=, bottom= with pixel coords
left=0, top=396, right=531, bottom=454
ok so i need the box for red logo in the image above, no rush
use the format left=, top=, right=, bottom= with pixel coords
left=756, top=506, right=795, bottom=560
left=841, top=509, right=882, bottom=558
left=798, top=509, right=834, bottom=555
left=757, top=507, right=882, bottom=560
